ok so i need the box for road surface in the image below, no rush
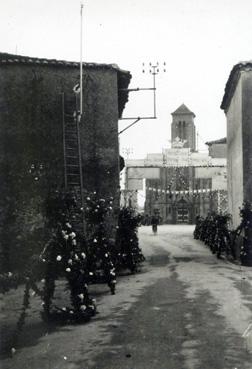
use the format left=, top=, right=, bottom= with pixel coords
left=1, top=225, right=252, bottom=369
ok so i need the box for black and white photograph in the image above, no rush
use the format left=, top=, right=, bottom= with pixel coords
left=1, top=0, right=252, bottom=368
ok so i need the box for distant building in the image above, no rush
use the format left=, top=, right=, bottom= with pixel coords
left=205, top=138, right=227, bottom=158
left=143, top=104, right=227, bottom=224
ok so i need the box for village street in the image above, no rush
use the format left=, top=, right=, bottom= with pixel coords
left=1, top=225, right=252, bottom=369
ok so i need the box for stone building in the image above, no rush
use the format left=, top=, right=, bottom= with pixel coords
left=221, top=61, right=252, bottom=228
left=171, top=104, right=196, bottom=151
left=221, top=61, right=252, bottom=265
left=0, top=52, right=131, bottom=271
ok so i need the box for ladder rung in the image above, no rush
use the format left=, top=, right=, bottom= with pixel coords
left=65, top=121, right=76, bottom=126
left=65, top=155, right=78, bottom=159
left=66, top=164, right=79, bottom=167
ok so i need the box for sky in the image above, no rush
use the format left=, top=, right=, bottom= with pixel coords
left=2, top=0, right=252, bottom=158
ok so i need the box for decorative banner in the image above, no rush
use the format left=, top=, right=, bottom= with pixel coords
left=189, top=152, right=211, bottom=166
left=147, top=187, right=227, bottom=196
left=164, top=148, right=190, bottom=167
left=127, top=167, right=160, bottom=179
left=126, top=153, right=227, bottom=168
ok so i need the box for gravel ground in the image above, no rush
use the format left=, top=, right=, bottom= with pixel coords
left=1, top=225, right=252, bottom=369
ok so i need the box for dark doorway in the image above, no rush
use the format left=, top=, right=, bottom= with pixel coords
left=176, top=199, right=189, bottom=223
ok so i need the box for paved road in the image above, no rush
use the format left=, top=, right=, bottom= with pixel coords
left=1, top=225, right=252, bottom=369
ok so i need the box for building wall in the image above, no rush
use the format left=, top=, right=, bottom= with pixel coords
left=242, top=72, right=252, bottom=205
left=208, top=143, right=227, bottom=158
left=0, top=63, right=123, bottom=271
left=226, top=75, right=243, bottom=228
left=80, top=68, right=120, bottom=201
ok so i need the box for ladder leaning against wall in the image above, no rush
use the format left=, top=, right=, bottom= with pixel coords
left=61, top=92, right=85, bottom=233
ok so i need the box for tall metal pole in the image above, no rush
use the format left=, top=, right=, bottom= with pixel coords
left=80, top=3, right=84, bottom=116
left=79, top=3, right=85, bottom=233
left=153, top=66, right=157, bottom=118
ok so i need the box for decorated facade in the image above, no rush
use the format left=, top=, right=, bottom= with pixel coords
left=125, top=104, right=228, bottom=224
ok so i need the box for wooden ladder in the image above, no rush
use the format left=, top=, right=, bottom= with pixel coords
left=62, top=93, right=85, bottom=233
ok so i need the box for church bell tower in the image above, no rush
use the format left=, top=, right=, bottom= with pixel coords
left=171, top=104, right=196, bottom=151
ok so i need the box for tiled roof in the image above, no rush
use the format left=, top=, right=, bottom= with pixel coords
left=0, top=52, right=131, bottom=118
left=221, top=61, right=252, bottom=111
left=171, top=103, right=195, bottom=117
left=0, top=52, right=129, bottom=74
left=205, top=137, right=227, bottom=146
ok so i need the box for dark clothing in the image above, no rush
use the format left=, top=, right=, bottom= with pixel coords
left=151, top=216, right=159, bottom=226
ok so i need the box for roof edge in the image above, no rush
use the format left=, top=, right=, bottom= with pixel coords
left=220, top=61, right=252, bottom=112
left=171, top=103, right=196, bottom=118
left=205, top=137, right=227, bottom=146
left=0, top=52, right=130, bottom=75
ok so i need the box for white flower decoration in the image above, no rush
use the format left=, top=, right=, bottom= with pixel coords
left=11, top=348, right=16, bottom=355
left=56, top=255, right=62, bottom=261
left=66, top=268, right=71, bottom=272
